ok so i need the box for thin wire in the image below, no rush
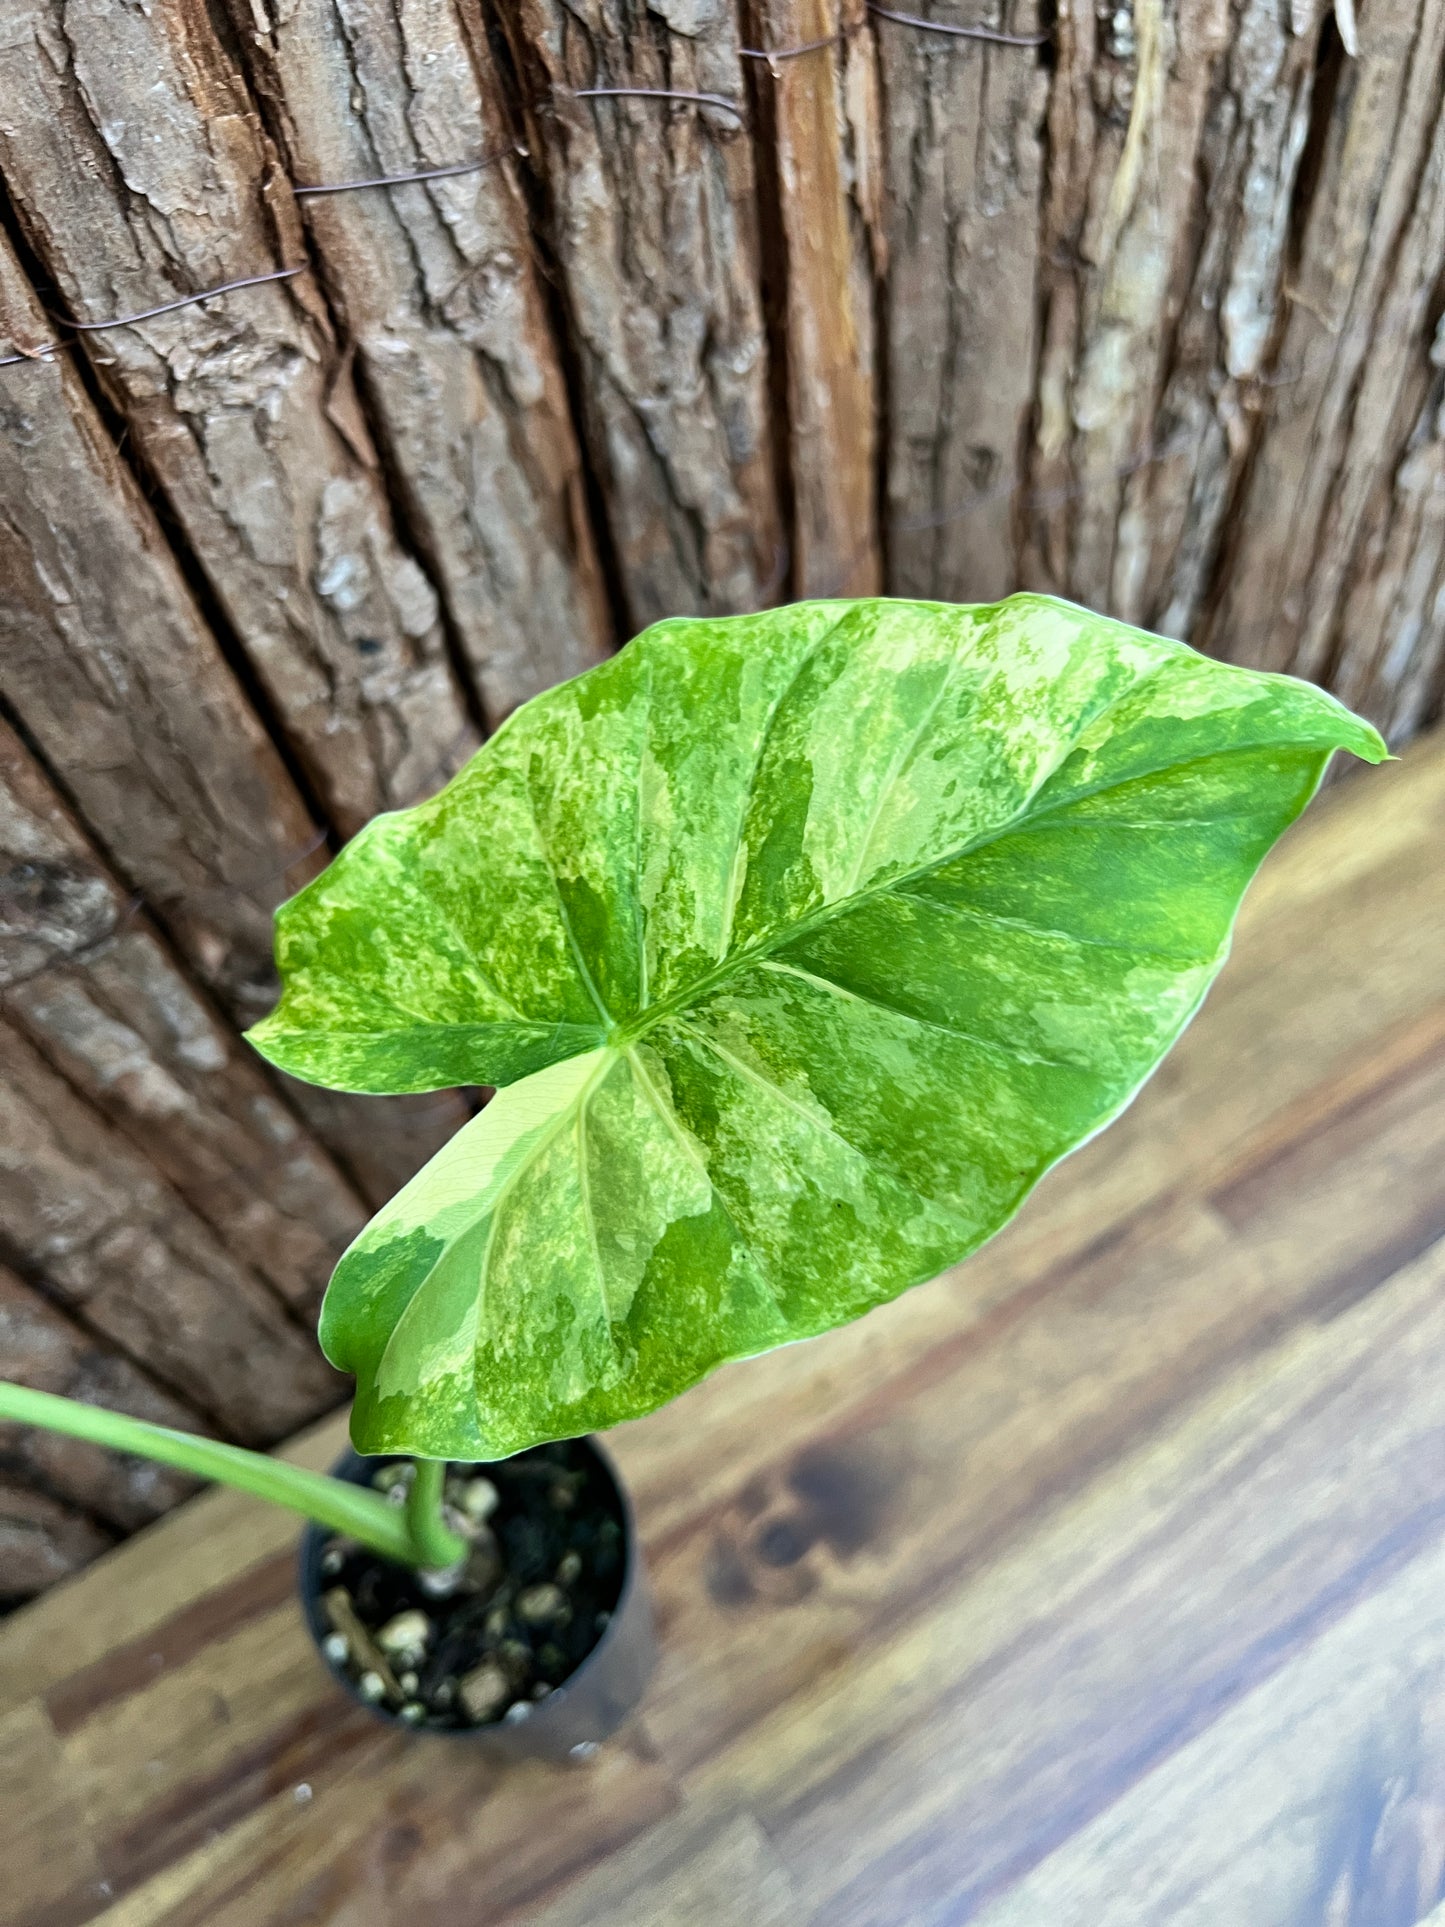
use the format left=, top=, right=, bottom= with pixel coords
left=294, top=146, right=519, bottom=198
left=739, top=34, right=844, bottom=62
left=573, top=86, right=746, bottom=119
left=64, top=265, right=308, bottom=336
left=0, top=346, right=56, bottom=369
left=867, top=3, right=1052, bottom=46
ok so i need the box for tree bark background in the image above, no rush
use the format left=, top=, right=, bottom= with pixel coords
left=2, top=0, right=1443, bottom=1597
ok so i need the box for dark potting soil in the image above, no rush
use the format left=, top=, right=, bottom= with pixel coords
left=315, top=1442, right=625, bottom=1731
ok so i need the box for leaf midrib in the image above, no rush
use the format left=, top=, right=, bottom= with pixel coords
left=614, top=737, right=1274, bottom=1050
left=370, top=1046, right=620, bottom=1388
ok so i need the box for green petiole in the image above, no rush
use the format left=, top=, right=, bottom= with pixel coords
left=406, top=1456, right=467, bottom=1570
left=0, top=1382, right=466, bottom=1571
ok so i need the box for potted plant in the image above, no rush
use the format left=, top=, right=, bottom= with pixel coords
left=0, top=594, right=1385, bottom=1754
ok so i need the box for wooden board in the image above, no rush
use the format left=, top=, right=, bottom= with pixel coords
left=0, top=732, right=1441, bottom=1915
left=0, top=721, right=364, bottom=1313
left=224, top=0, right=614, bottom=721
left=744, top=0, right=882, bottom=599
left=500, top=0, right=784, bottom=629
left=0, top=0, right=476, bottom=836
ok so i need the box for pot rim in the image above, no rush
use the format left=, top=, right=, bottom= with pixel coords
left=296, top=1432, right=642, bottom=1739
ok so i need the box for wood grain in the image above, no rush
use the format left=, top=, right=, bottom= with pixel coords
left=746, top=0, right=882, bottom=598
left=0, top=0, right=477, bottom=835
left=0, top=720, right=364, bottom=1312
left=499, top=0, right=784, bottom=628
left=227, top=0, right=614, bottom=721
left=0, top=233, right=320, bottom=1031
left=0, top=1481, right=113, bottom=1609
left=0, top=1265, right=203, bottom=1549
left=0, top=726, right=1438, bottom=1925
left=1202, top=0, right=1445, bottom=739
left=0, top=1021, right=341, bottom=1445
left=1114, top=0, right=1323, bottom=640
left=1203, top=0, right=1445, bottom=730
left=873, top=0, right=1445, bottom=747
left=877, top=0, right=1049, bottom=603
left=1028, top=0, right=1232, bottom=608
left=0, top=227, right=467, bottom=1206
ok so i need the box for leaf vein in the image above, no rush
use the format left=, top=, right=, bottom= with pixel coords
left=668, top=1017, right=968, bottom=1235
left=521, top=772, right=615, bottom=1027
left=623, top=737, right=1273, bottom=1044
left=754, top=958, right=1089, bottom=1072
left=623, top=1043, right=782, bottom=1306
left=574, top=1086, right=616, bottom=1332
left=714, top=608, right=856, bottom=962
left=891, top=892, right=1211, bottom=963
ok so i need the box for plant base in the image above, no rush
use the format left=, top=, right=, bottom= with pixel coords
left=298, top=1438, right=654, bottom=1761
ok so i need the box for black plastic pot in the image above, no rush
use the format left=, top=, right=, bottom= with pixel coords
left=298, top=1436, right=655, bottom=1762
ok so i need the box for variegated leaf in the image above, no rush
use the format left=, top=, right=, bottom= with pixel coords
left=248, top=596, right=1386, bottom=1456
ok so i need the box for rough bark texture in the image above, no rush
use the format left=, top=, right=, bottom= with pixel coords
left=0, top=0, right=476, bottom=834
left=0, top=234, right=320, bottom=1031
left=1108, top=0, right=1323, bottom=640
left=1201, top=0, right=1445, bottom=740
left=0, top=1479, right=113, bottom=1605
left=0, top=1265, right=203, bottom=1535
left=229, top=0, right=615, bottom=719
left=4, top=0, right=1445, bottom=1599
left=1330, top=322, right=1445, bottom=742
left=0, top=1021, right=342, bottom=1443
left=499, top=0, right=784, bottom=628
left=878, top=0, right=1050, bottom=601
left=278, top=1084, right=475, bottom=1212
left=0, top=233, right=467, bottom=1201
left=0, top=722, right=364, bottom=1312
left=874, top=0, right=1445, bottom=749
left=1025, top=0, right=1234, bottom=608
left=747, top=0, right=883, bottom=597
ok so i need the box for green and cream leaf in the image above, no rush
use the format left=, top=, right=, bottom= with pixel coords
left=248, top=595, right=1386, bottom=1457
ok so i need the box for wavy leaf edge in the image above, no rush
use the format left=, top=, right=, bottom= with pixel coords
left=247, top=594, right=1387, bottom=1458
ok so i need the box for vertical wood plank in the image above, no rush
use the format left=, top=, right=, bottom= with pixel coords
left=0, top=0, right=477, bottom=835
left=1111, top=0, right=1321, bottom=638
left=1331, top=363, right=1445, bottom=743
left=499, top=0, right=784, bottom=628
left=1203, top=0, right=1445, bottom=684
left=1025, top=0, right=1231, bottom=611
left=0, top=233, right=469, bottom=1202
left=227, top=0, right=615, bottom=719
left=746, top=0, right=882, bottom=598
left=875, top=1, right=1048, bottom=602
